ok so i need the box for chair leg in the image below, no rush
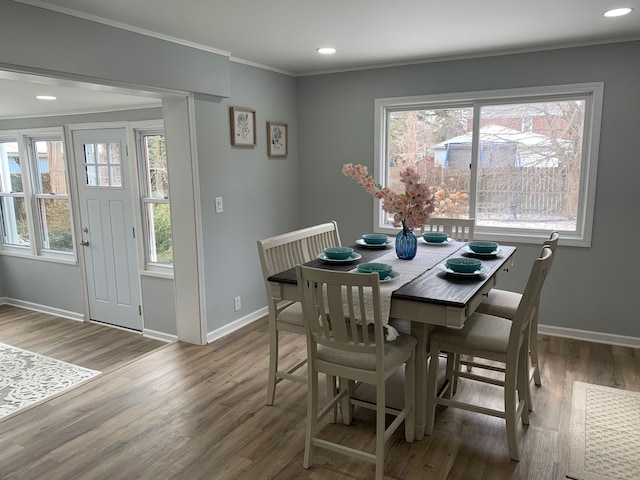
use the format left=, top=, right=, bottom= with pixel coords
left=518, top=345, right=531, bottom=424
left=326, top=374, right=337, bottom=424
left=530, top=311, right=542, bottom=386
left=404, top=355, right=416, bottom=442
left=445, top=352, right=455, bottom=399
left=375, top=374, right=386, bottom=480
left=304, top=365, right=318, bottom=469
left=339, top=377, right=353, bottom=425
left=425, top=347, right=440, bottom=435
left=504, top=361, right=520, bottom=461
left=266, top=320, right=279, bottom=406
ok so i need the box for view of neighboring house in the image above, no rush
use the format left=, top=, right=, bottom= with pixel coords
left=433, top=124, right=571, bottom=169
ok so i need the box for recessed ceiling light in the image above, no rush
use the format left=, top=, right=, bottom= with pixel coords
left=316, top=47, right=336, bottom=55
left=36, top=95, right=57, bottom=101
left=604, top=7, right=633, bottom=17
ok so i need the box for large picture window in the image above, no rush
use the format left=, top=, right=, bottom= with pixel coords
left=375, top=83, right=603, bottom=246
left=0, top=129, right=74, bottom=257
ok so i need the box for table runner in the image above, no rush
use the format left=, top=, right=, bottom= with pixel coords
left=348, top=240, right=464, bottom=339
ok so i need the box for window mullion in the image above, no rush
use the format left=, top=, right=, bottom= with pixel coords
left=469, top=104, right=481, bottom=221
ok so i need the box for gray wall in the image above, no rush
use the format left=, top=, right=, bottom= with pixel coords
left=297, top=41, right=640, bottom=340
left=0, top=0, right=230, bottom=97
left=0, top=1, right=300, bottom=338
left=141, top=276, right=176, bottom=336
left=194, top=63, right=300, bottom=332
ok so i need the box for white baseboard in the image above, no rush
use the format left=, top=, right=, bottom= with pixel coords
left=206, top=307, right=268, bottom=344
left=539, top=324, right=640, bottom=349
left=3, top=297, right=636, bottom=351
left=143, top=329, right=177, bottom=343
left=0, top=297, right=84, bottom=322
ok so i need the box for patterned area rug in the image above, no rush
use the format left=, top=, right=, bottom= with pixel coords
left=568, top=381, right=640, bottom=480
left=0, top=342, right=100, bottom=420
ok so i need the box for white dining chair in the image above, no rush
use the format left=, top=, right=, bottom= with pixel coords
left=257, top=221, right=341, bottom=406
left=420, top=217, right=475, bottom=241
left=296, top=264, right=416, bottom=480
left=472, top=231, right=559, bottom=399
left=425, top=246, right=554, bottom=461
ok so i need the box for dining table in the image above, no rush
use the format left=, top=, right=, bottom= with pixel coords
left=267, top=237, right=516, bottom=440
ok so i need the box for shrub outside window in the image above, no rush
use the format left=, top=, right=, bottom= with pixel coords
left=374, top=83, right=603, bottom=246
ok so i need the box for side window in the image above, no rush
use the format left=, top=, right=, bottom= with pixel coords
left=29, top=137, right=73, bottom=252
left=137, top=129, right=173, bottom=268
left=0, top=138, right=28, bottom=247
left=0, top=130, right=74, bottom=257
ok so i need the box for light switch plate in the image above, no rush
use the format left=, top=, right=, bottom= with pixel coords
left=215, top=196, right=223, bottom=213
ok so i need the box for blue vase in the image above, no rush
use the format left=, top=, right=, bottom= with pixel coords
left=395, top=227, right=417, bottom=260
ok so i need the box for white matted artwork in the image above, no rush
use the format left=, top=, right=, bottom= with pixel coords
left=230, top=106, right=256, bottom=146
left=267, top=121, right=288, bottom=157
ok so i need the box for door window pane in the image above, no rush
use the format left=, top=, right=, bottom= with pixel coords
left=83, top=142, right=122, bottom=187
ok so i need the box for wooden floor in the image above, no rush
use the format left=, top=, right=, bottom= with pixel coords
left=1, top=305, right=639, bottom=480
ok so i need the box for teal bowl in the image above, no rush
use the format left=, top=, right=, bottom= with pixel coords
left=362, top=233, right=389, bottom=245
left=323, top=246, right=354, bottom=260
left=357, top=262, right=393, bottom=279
left=422, top=232, right=448, bottom=243
left=468, top=241, right=499, bottom=253
left=446, top=257, right=482, bottom=273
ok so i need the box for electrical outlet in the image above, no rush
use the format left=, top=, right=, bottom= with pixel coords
left=234, top=296, right=241, bottom=311
left=215, top=196, right=224, bottom=213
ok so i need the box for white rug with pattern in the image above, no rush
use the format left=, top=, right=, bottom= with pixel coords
left=0, top=342, right=101, bottom=420
left=568, top=381, right=640, bottom=480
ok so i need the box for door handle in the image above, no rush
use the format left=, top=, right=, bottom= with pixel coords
left=81, top=240, right=90, bottom=246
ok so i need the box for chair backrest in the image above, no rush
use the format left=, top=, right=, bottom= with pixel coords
left=295, top=265, right=385, bottom=366
left=544, top=231, right=559, bottom=253
left=257, top=221, right=341, bottom=287
left=508, top=246, right=554, bottom=358
left=420, top=218, right=475, bottom=241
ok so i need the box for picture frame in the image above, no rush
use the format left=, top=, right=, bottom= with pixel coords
left=230, top=107, right=257, bottom=146
left=267, top=121, right=288, bottom=157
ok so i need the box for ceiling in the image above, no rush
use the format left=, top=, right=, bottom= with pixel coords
left=3, top=0, right=640, bottom=119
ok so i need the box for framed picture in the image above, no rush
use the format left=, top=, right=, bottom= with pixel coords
left=230, top=107, right=256, bottom=146
left=267, top=121, right=288, bottom=157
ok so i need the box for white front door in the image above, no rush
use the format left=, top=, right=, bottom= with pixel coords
left=73, top=128, right=142, bottom=331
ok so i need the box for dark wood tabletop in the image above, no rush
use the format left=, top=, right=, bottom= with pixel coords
left=267, top=242, right=516, bottom=309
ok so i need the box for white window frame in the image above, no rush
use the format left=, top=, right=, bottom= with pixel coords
left=131, top=121, right=173, bottom=276
left=374, top=83, right=604, bottom=247
left=0, top=127, right=76, bottom=262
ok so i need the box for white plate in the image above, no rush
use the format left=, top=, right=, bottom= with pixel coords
left=317, top=252, right=362, bottom=263
left=437, top=263, right=489, bottom=276
left=380, top=270, right=401, bottom=282
left=356, top=238, right=393, bottom=248
left=420, top=237, right=453, bottom=245
left=463, top=245, right=502, bottom=257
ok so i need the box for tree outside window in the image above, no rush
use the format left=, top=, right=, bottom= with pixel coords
left=378, top=84, right=603, bottom=245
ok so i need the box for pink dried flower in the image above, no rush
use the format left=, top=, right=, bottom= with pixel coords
left=342, top=163, right=435, bottom=230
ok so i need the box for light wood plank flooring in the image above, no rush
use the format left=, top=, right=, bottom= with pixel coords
left=0, top=305, right=638, bottom=480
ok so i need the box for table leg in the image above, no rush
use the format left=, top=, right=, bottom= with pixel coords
left=411, top=321, right=428, bottom=440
